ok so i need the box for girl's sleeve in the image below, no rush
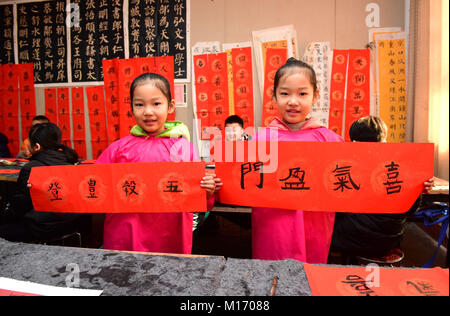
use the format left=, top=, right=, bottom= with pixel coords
left=96, top=143, right=117, bottom=164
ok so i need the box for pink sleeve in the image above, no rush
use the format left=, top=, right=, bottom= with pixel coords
left=95, top=143, right=117, bottom=164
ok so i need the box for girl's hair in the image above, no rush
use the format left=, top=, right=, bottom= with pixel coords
left=130, top=72, right=172, bottom=106
left=273, top=57, right=318, bottom=95
left=28, top=122, right=78, bottom=163
left=349, top=116, right=388, bottom=142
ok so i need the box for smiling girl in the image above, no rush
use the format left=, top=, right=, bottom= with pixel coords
left=96, top=73, right=216, bottom=254
left=253, top=58, right=343, bottom=263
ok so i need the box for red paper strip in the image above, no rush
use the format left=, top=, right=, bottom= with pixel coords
left=2, top=65, right=20, bottom=157
left=214, top=141, right=433, bottom=214
left=29, top=162, right=207, bottom=213
left=57, top=88, right=71, bottom=142
left=344, top=49, right=371, bottom=140
left=155, top=56, right=176, bottom=121
left=44, top=88, right=58, bottom=124
left=328, top=50, right=349, bottom=136
left=304, top=264, right=449, bottom=296
left=261, top=48, right=287, bottom=127
left=193, top=54, right=211, bottom=140
left=232, top=47, right=255, bottom=129
left=102, top=59, right=120, bottom=144
left=0, top=65, right=5, bottom=134
left=86, top=86, right=108, bottom=159
left=118, top=59, right=137, bottom=138
left=18, top=63, right=37, bottom=139
left=207, top=53, right=229, bottom=133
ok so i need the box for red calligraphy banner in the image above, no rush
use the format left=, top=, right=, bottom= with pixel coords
left=261, top=48, right=287, bottom=127
left=2, top=65, right=20, bottom=156
left=214, top=141, right=433, bottom=214
left=344, top=49, right=371, bottom=141
left=18, top=63, right=36, bottom=139
left=304, top=264, right=449, bottom=296
left=102, top=58, right=120, bottom=144
left=44, top=88, right=58, bottom=124
left=86, top=86, right=108, bottom=159
left=193, top=54, right=211, bottom=140
left=0, top=65, right=5, bottom=135
left=208, top=53, right=229, bottom=133
left=29, top=162, right=207, bottom=214
left=232, top=47, right=255, bottom=129
left=155, top=56, right=176, bottom=121
left=71, top=87, right=86, bottom=159
left=57, top=88, right=71, bottom=147
left=328, top=50, right=349, bottom=137
left=118, top=59, right=138, bottom=138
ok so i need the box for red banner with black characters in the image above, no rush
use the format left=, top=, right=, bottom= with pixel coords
left=261, top=48, right=287, bottom=127
left=344, top=49, right=371, bottom=141
left=71, top=87, right=86, bottom=159
left=18, top=63, right=36, bottom=140
left=57, top=88, right=71, bottom=148
left=328, top=50, right=349, bottom=137
left=232, top=47, right=255, bottom=129
left=86, top=86, right=108, bottom=160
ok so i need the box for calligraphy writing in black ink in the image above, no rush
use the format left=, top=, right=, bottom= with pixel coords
left=333, top=165, right=360, bottom=192
left=279, top=167, right=310, bottom=190
left=87, top=178, right=98, bottom=199
left=163, top=180, right=183, bottom=193
left=383, top=161, right=403, bottom=194
left=122, top=180, right=139, bottom=197
left=48, top=181, right=62, bottom=201
left=341, top=275, right=376, bottom=296
left=241, top=162, right=263, bottom=190
left=406, top=280, right=440, bottom=296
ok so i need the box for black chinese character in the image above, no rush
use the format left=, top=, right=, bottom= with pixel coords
left=333, top=165, right=360, bottom=192
left=163, top=180, right=183, bottom=193
left=241, top=162, right=263, bottom=190
left=279, top=167, right=310, bottom=190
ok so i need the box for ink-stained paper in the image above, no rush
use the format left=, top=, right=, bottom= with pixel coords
left=29, top=162, right=207, bottom=214
left=303, top=42, right=332, bottom=128
left=344, top=49, right=371, bottom=140
left=304, top=264, right=449, bottom=296
left=375, top=32, right=408, bottom=143
left=215, top=141, right=433, bottom=214
left=328, top=50, right=349, bottom=137
left=261, top=48, right=287, bottom=127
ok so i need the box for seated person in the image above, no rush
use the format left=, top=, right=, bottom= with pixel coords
left=0, top=132, right=11, bottom=158
left=330, top=116, right=433, bottom=261
left=224, top=115, right=251, bottom=141
left=0, top=123, right=84, bottom=243
left=17, top=115, right=50, bottom=159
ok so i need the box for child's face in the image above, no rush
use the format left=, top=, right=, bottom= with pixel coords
left=132, top=82, right=174, bottom=135
left=274, top=72, right=318, bottom=129
left=225, top=123, right=244, bottom=141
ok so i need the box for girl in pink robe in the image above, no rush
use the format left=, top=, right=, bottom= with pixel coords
left=97, top=73, right=216, bottom=254
left=252, top=58, right=343, bottom=263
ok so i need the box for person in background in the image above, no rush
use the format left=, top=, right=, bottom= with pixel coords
left=0, top=123, right=84, bottom=242
left=17, top=115, right=50, bottom=159
left=0, top=132, right=11, bottom=158
left=330, top=116, right=434, bottom=262
left=252, top=58, right=344, bottom=264
left=224, top=115, right=251, bottom=141
left=96, top=72, right=219, bottom=254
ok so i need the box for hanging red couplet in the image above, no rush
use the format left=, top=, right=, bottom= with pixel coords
left=261, top=48, right=287, bottom=127
left=232, top=47, right=255, bottom=129
left=215, top=141, right=433, bottom=214
left=71, top=87, right=86, bottom=159
left=102, top=58, right=120, bottom=144
left=18, top=63, right=36, bottom=139
left=208, top=53, right=229, bottom=132
left=2, top=65, right=20, bottom=156
left=328, top=50, right=349, bottom=137
left=29, top=162, right=207, bottom=214
left=344, top=49, right=371, bottom=140
left=57, top=88, right=71, bottom=147
left=44, top=88, right=58, bottom=124
left=86, top=86, right=108, bottom=159
left=193, top=54, right=211, bottom=140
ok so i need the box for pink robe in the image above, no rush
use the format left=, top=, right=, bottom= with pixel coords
left=253, top=117, right=344, bottom=263
left=96, top=135, right=214, bottom=254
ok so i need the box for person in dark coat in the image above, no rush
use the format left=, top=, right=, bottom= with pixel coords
left=0, top=132, right=11, bottom=158
left=0, top=123, right=84, bottom=242
left=330, top=116, right=434, bottom=260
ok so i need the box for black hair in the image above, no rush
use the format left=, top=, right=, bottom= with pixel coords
left=28, top=123, right=78, bottom=163
left=224, top=115, right=244, bottom=128
left=349, top=116, right=388, bottom=142
left=32, top=115, right=50, bottom=123
left=273, top=57, right=318, bottom=96
left=130, top=72, right=172, bottom=110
